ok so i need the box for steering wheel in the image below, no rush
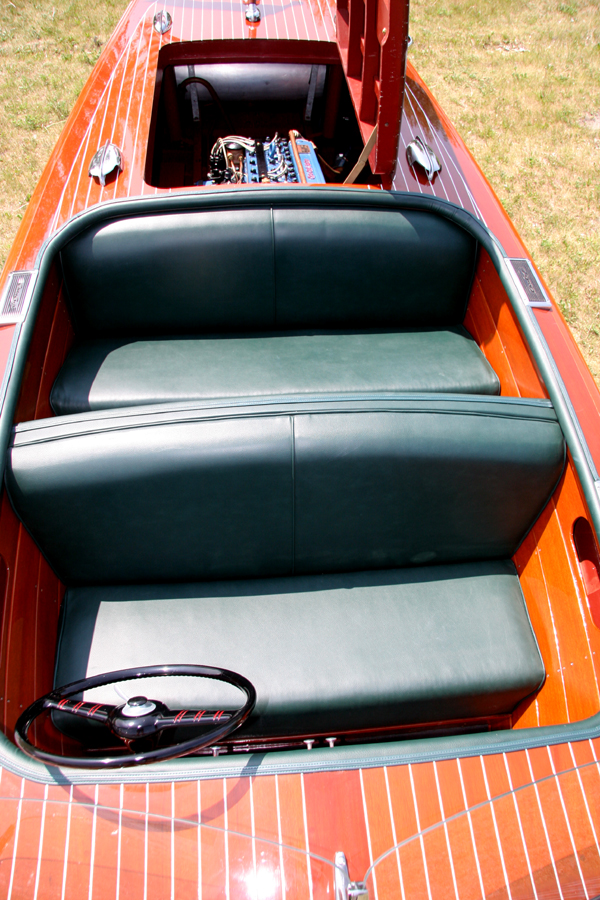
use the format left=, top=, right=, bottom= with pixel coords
left=14, top=664, right=256, bottom=769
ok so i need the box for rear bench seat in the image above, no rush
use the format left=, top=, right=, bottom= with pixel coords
left=51, top=329, right=498, bottom=414
left=6, top=395, right=564, bottom=738
left=52, top=206, right=498, bottom=414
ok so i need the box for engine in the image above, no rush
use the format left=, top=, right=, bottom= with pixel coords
left=207, top=130, right=326, bottom=185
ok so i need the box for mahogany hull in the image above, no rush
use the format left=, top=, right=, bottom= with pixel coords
left=0, top=0, right=600, bottom=896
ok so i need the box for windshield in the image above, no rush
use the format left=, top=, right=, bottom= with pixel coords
left=1, top=754, right=598, bottom=898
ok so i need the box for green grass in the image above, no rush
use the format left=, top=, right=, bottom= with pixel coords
left=410, top=0, right=600, bottom=378
left=0, top=0, right=598, bottom=378
left=0, top=0, right=126, bottom=264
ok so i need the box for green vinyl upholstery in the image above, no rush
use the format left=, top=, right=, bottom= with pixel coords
left=7, top=397, right=564, bottom=586
left=53, top=203, right=487, bottom=414
left=9, top=198, right=560, bottom=741
left=59, top=208, right=477, bottom=337
left=53, top=562, right=545, bottom=740
left=50, top=329, right=500, bottom=416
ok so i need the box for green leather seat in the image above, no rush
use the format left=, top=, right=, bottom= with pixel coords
left=50, top=329, right=500, bottom=415
left=54, top=203, right=488, bottom=414
left=18, top=196, right=562, bottom=741
left=59, top=207, right=477, bottom=337
left=7, top=396, right=564, bottom=586
left=8, top=394, right=559, bottom=739
left=53, top=562, right=545, bottom=740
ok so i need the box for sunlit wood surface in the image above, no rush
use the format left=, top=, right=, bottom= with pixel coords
left=1, top=748, right=600, bottom=897
left=0, top=1, right=600, bottom=896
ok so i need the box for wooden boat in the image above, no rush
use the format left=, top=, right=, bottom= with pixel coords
left=1, top=0, right=600, bottom=895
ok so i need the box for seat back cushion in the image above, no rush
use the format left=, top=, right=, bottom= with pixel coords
left=59, top=206, right=477, bottom=337
left=6, top=397, right=565, bottom=585
left=53, top=561, right=545, bottom=740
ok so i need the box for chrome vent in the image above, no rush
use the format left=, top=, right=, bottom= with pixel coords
left=507, top=258, right=552, bottom=309
left=0, top=271, right=37, bottom=323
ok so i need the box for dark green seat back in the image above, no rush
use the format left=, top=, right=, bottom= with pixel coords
left=59, top=206, right=477, bottom=337
left=6, top=397, right=564, bottom=586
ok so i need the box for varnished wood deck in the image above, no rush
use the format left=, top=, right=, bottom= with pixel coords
left=0, top=1, right=600, bottom=896
left=2, top=744, right=600, bottom=897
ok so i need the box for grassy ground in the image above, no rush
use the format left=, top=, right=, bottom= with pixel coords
left=410, top=0, right=600, bottom=378
left=0, top=0, right=126, bottom=265
left=0, top=0, right=598, bottom=376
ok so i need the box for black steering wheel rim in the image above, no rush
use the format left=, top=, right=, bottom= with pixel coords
left=14, top=664, right=256, bottom=769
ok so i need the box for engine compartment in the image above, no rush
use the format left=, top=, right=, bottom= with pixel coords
left=206, top=131, right=325, bottom=185
left=145, top=44, right=381, bottom=188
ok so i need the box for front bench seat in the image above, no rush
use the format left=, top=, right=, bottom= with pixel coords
left=8, top=395, right=558, bottom=740
left=54, top=561, right=545, bottom=740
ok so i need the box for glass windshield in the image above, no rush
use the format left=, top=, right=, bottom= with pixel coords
left=1, top=753, right=598, bottom=898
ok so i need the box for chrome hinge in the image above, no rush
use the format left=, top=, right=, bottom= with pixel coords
left=335, top=852, right=369, bottom=899
left=0, top=270, right=37, bottom=324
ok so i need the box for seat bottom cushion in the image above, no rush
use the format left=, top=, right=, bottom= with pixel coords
left=50, top=327, right=500, bottom=415
left=53, top=560, right=544, bottom=743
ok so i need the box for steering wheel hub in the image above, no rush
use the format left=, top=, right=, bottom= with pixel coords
left=121, top=696, right=157, bottom=717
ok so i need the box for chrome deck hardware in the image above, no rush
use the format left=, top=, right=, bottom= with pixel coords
left=406, top=135, right=442, bottom=182
left=0, top=271, right=37, bottom=324
left=335, top=852, right=369, bottom=899
left=245, top=3, right=260, bottom=23
left=153, top=10, right=172, bottom=33
left=507, top=258, right=553, bottom=309
left=88, top=140, right=122, bottom=187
